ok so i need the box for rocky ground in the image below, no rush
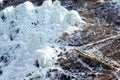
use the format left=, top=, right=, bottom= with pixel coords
left=53, top=0, right=120, bottom=80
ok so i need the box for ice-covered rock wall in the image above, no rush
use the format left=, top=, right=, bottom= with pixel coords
left=0, top=0, right=85, bottom=80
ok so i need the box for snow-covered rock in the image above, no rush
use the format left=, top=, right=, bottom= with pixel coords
left=1, top=6, right=15, bottom=19
left=112, top=0, right=120, bottom=5
left=50, top=0, right=68, bottom=24
left=62, top=10, right=85, bottom=27
left=33, top=46, right=55, bottom=68
left=16, top=1, right=35, bottom=14
left=41, top=0, right=52, bottom=9
left=15, top=1, right=36, bottom=24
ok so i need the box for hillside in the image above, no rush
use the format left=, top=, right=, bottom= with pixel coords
left=0, top=0, right=120, bottom=80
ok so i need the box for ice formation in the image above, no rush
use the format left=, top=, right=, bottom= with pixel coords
left=62, top=10, right=85, bottom=27
left=112, top=0, right=120, bottom=5
left=0, top=0, right=85, bottom=80
left=34, top=46, right=55, bottom=68
left=27, top=32, right=48, bottom=54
